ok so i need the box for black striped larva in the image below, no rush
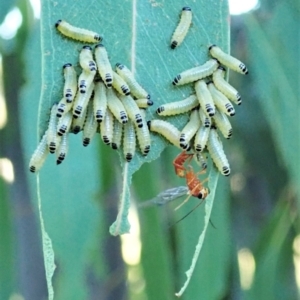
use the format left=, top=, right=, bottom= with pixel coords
left=29, top=131, right=49, bottom=173
left=56, top=133, right=69, bottom=165
left=93, top=79, right=107, bottom=123
left=95, top=44, right=113, bottom=88
left=79, top=46, right=97, bottom=72
left=194, top=125, right=210, bottom=152
left=147, top=119, right=190, bottom=150
left=179, top=109, right=201, bottom=149
left=71, top=105, right=88, bottom=134
left=212, top=109, right=233, bottom=139
left=207, top=81, right=235, bottom=116
left=123, top=119, right=136, bottom=162
left=82, top=99, right=98, bottom=146
left=206, top=126, right=230, bottom=176
left=100, top=108, right=114, bottom=145
left=112, top=71, right=130, bottom=96
left=212, top=67, right=242, bottom=105
left=135, top=109, right=151, bottom=156
left=111, top=119, right=123, bottom=150
left=56, top=97, right=73, bottom=118
left=119, top=94, right=143, bottom=128
left=172, top=59, right=218, bottom=86
left=77, top=70, right=96, bottom=94
left=106, top=88, right=128, bottom=124
left=47, top=103, right=58, bottom=153
left=55, top=20, right=102, bottom=43
left=156, top=94, right=198, bottom=116
left=170, top=7, right=192, bottom=49
left=57, top=110, right=73, bottom=136
left=63, top=63, right=77, bottom=103
left=115, top=63, right=150, bottom=99
left=195, top=80, right=215, bottom=117
left=209, top=45, right=248, bottom=75
left=199, top=107, right=211, bottom=128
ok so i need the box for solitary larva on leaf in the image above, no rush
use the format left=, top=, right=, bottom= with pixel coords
left=63, top=63, right=77, bottom=103
left=29, top=131, right=49, bottom=173
left=209, top=44, right=248, bottom=75
left=123, top=120, right=136, bottom=162
left=172, top=59, right=219, bottom=86
left=195, top=80, right=215, bottom=117
left=170, top=7, right=192, bottom=49
left=115, top=63, right=150, bottom=99
left=207, top=81, right=235, bottom=116
left=55, top=20, right=102, bottom=43
left=213, top=67, right=242, bottom=105
left=206, top=126, right=231, bottom=176
left=79, top=46, right=97, bottom=72
left=95, top=44, right=113, bottom=88
left=148, top=119, right=190, bottom=150
left=156, top=94, right=198, bottom=116
left=179, top=109, right=201, bottom=149
left=106, top=88, right=128, bottom=124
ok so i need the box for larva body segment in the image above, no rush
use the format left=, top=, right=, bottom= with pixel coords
left=95, top=44, right=113, bottom=88
left=106, top=88, right=128, bottom=124
left=56, top=133, right=69, bottom=165
left=170, top=7, right=192, bottom=49
left=47, top=103, right=58, bottom=153
left=112, top=71, right=130, bottom=96
left=63, top=63, right=77, bottom=103
left=78, top=69, right=96, bottom=94
left=119, top=94, right=143, bottom=128
left=194, top=125, right=210, bottom=152
left=111, top=119, right=123, bottom=150
left=148, top=119, right=190, bottom=150
left=29, top=131, right=49, bottom=173
left=195, top=80, right=215, bottom=117
left=212, top=67, right=241, bottom=105
left=135, top=98, right=153, bottom=108
left=207, top=81, right=235, bottom=116
left=115, top=63, right=150, bottom=99
left=135, top=109, right=151, bottom=156
left=93, top=79, right=107, bottom=123
left=179, top=109, right=201, bottom=149
left=73, top=82, right=94, bottom=119
left=209, top=45, right=248, bottom=75
left=212, top=109, right=233, bottom=139
left=206, top=127, right=230, bottom=176
left=172, top=59, right=218, bottom=86
left=71, top=105, right=88, bottom=134
left=199, top=107, right=211, bottom=128
left=79, top=46, right=97, bottom=72
left=57, top=110, right=73, bottom=136
left=55, top=20, right=102, bottom=43
left=100, top=109, right=114, bottom=145
left=56, top=97, right=73, bottom=118
left=82, top=99, right=98, bottom=146
left=156, top=94, right=198, bottom=116
left=123, top=120, right=136, bottom=162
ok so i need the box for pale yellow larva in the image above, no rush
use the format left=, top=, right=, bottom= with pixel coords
left=93, top=79, right=107, bottom=123
left=63, top=63, right=77, bottom=103
left=195, top=80, right=215, bottom=117
left=95, top=44, right=113, bottom=88
left=194, top=124, right=210, bottom=152
left=123, top=119, right=136, bottom=162
left=119, top=94, right=143, bottom=128
left=212, top=109, right=233, bottom=139
left=73, top=82, right=94, bottom=119
left=135, top=109, right=151, bottom=156
left=56, top=132, right=69, bottom=165
left=79, top=45, right=97, bottom=72
left=106, top=88, right=128, bottom=124
left=82, top=99, right=98, bottom=146
left=46, top=103, right=58, bottom=153
left=100, top=108, right=114, bottom=145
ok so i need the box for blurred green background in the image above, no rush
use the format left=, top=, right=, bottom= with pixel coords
left=0, top=0, right=299, bottom=299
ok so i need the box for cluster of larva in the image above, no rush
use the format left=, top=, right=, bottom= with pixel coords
left=29, top=21, right=153, bottom=173
left=148, top=7, right=248, bottom=178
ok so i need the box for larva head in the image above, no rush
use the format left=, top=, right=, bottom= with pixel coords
left=218, top=66, right=226, bottom=72
left=29, top=166, right=36, bottom=173
left=63, top=63, right=72, bottom=69
left=197, top=187, right=209, bottom=199
left=182, top=6, right=192, bottom=11
left=55, top=20, right=62, bottom=28
left=147, top=99, right=153, bottom=106
left=171, top=41, right=178, bottom=49
left=172, top=75, right=181, bottom=85
left=115, top=63, right=124, bottom=70
left=82, top=45, right=92, bottom=51
left=222, top=166, right=231, bottom=176
left=95, top=43, right=104, bottom=49
left=94, top=35, right=102, bottom=42
left=147, top=120, right=151, bottom=130
left=83, top=138, right=90, bottom=147
left=208, top=44, right=217, bottom=51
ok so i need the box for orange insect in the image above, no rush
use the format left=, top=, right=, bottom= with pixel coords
left=173, top=150, right=193, bottom=178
